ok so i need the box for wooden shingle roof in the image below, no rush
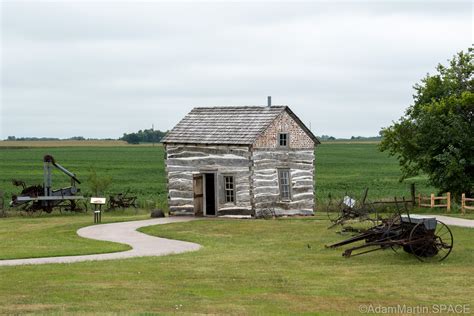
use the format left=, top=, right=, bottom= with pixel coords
left=161, top=106, right=319, bottom=145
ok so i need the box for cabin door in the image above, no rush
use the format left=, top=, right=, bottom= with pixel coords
left=203, top=173, right=217, bottom=216
left=193, top=175, right=204, bottom=216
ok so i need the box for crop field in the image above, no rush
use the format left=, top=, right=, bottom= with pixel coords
left=0, top=144, right=168, bottom=209
left=315, top=142, right=434, bottom=202
left=0, top=141, right=435, bottom=211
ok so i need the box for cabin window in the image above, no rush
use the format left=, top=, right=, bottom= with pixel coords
left=278, top=169, right=291, bottom=200
left=224, top=175, right=235, bottom=203
left=278, top=133, right=289, bottom=147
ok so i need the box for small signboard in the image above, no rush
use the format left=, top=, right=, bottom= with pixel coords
left=90, top=197, right=106, bottom=205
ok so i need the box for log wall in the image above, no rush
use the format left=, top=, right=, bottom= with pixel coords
left=250, top=149, right=315, bottom=216
left=165, top=144, right=252, bottom=215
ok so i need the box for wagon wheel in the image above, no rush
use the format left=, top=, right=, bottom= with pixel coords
left=326, top=197, right=344, bottom=223
left=408, top=220, right=453, bottom=262
left=379, top=219, right=401, bottom=253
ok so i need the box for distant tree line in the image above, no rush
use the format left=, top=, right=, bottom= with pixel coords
left=350, top=136, right=382, bottom=141
left=5, top=136, right=94, bottom=141
left=121, top=129, right=168, bottom=144
left=318, top=135, right=336, bottom=141
left=317, top=135, right=382, bottom=141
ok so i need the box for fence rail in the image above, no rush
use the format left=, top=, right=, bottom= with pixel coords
left=461, top=193, right=474, bottom=214
left=418, top=192, right=451, bottom=212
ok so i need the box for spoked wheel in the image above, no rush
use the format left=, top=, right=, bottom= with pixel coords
left=378, top=220, right=401, bottom=253
left=408, top=220, right=453, bottom=262
left=326, top=197, right=344, bottom=223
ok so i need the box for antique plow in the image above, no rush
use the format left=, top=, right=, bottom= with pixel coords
left=325, top=213, right=454, bottom=262
left=326, top=188, right=378, bottom=228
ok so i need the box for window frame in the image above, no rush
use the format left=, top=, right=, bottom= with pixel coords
left=223, top=175, right=236, bottom=204
left=278, top=132, right=289, bottom=147
left=278, top=168, right=292, bottom=201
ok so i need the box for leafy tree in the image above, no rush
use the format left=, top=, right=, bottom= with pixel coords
left=380, top=49, right=473, bottom=199
left=122, top=133, right=141, bottom=144
left=121, top=128, right=167, bottom=144
left=87, top=167, right=112, bottom=196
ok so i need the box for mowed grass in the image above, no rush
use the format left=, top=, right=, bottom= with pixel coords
left=0, top=217, right=472, bottom=314
left=0, top=141, right=435, bottom=210
left=0, top=212, right=148, bottom=260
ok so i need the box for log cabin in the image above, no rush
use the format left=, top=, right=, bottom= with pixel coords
left=161, top=101, right=320, bottom=217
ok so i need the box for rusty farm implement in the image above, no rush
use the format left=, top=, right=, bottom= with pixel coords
left=10, top=155, right=87, bottom=215
left=107, top=190, right=138, bottom=210
left=325, top=212, right=454, bottom=262
left=326, top=188, right=379, bottom=228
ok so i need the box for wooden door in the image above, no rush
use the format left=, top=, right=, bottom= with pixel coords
left=193, top=175, right=203, bottom=216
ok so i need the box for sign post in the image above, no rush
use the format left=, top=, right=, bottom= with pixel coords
left=90, top=197, right=106, bottom=223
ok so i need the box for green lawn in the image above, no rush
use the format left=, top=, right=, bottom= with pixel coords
left=0, top=212, right=148, bottom=260
left=0, top=215, right=472, bottom=314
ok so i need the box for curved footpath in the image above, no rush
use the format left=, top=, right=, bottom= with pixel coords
left=0, top=217, right=201, bottom=267
left=0, top=215, right=472, bottom=267
left=428, top=215, right=474, bottom=228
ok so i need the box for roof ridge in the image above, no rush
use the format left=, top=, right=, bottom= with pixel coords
left=161, top=105, right=318, bottom=145
left=191, top=105, right=288, bottom=109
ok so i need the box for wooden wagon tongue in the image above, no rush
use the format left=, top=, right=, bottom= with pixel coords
left=401, top=214, right=437, bottom=230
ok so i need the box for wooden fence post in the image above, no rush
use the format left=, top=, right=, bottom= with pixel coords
left=418, top=193, right=421, bottom=207
left=430, top=193, right=435, bottom=208
left=462, top=193, right=466, bottom=215
left=410, top=183, right=416, bottom=207
left=447, top=192, right=451, bottom=212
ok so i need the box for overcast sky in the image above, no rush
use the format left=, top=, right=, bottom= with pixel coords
left=1, top=1, right=472, bottom=139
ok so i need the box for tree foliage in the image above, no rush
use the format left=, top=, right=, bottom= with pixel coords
left=121, top=129, right=167, bottom=144
left=380, top=49, right=473, bottom=198
left=87, top=167, right=113, bottom=196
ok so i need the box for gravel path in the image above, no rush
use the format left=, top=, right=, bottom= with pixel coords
left=0, top=217, right=201, bottom=267
left=427, top=215, right=474, bottom=228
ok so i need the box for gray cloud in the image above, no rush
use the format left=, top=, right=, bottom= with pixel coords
left=1, top=1, right=472, bottom=139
